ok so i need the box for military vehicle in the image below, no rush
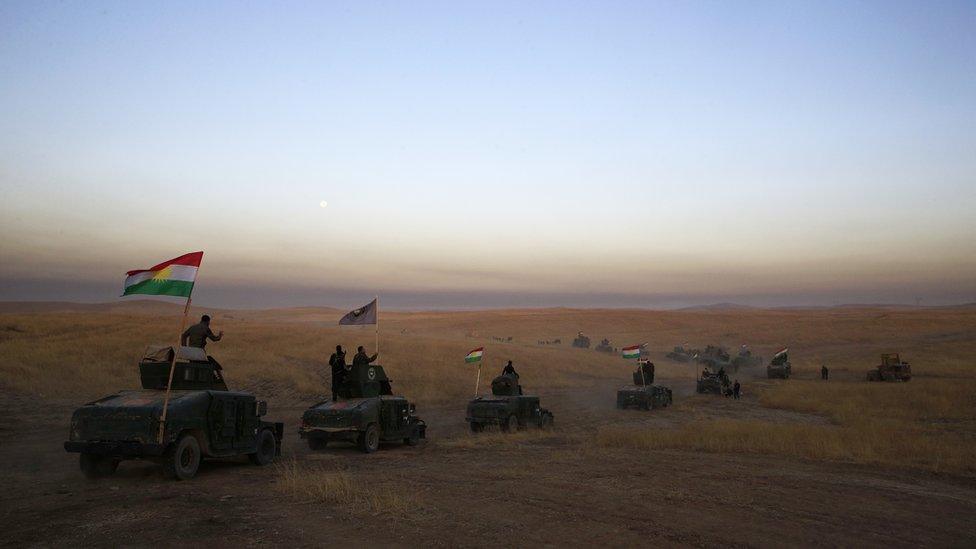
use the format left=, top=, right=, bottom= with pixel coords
left=696, top=367, right=730, bottom=394
left=696, top=345, right=733, bottom=371
left=572, top=332, right=591, bottom=349
left=767, top=349, right=792, bottom=379
left=616, top=360, right=673, bottom=410
left=867, top=353, right=912, bottom=382
left=594, top=338, right=615, bottom=354
left=466, top=373, right=554, bottom=432
left=300, top=363, right=426, bottom=453
left=732, top=347, right=764, bottom=370
left=64, top=346, right=283, bottom=480
left=665, top=345, right=696, bottom=362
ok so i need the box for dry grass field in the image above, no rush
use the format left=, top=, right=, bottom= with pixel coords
left=1, top=302, right=975, bottom=546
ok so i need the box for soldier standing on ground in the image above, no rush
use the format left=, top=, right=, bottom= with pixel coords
left=821, top=364, right=829, bottom=381
left=329, top=345, right=347, bottom=401
left=181, top=314, right=223, bottom=350
left=353, top=345, right=378, bottom=366
left=733, top=380, right=741, bottom=399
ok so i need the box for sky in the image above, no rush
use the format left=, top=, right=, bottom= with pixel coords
left=1, top=1, right=974, bottom=309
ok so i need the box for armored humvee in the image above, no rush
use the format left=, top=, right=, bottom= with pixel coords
left=697, top=345, right=733, bottom=371
left=64, top=346, right=283, bottom=480
left=867, top=353, right=912, bottom=382
left=572, top=332, right=591, bottom=349
left=767, top=350, right=792, bottom=379
left=733, top=347, right=764, bottom=370
left=666, top=346, right=696, bottom=362
left=594, top=338, right=615, bottom=354
left=466, top=374, right=553, bottom=432
left=300, top=363, right=426, bottom=453
left=616, top=360, right=673, bottom=410
left=696, top=368, right=729, bottom=394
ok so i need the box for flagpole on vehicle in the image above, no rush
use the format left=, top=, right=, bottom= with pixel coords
left=158, top=291, right=194, bottom=444
left=475, top=349, right=484, bottom=397
left=374, top=294, right=379, bottom=358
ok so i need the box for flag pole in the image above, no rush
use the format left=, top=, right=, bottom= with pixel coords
left=474, top=350, right=484, bottom=397
left=374, top=295, right=379, bottom=357
left=157, top=294, right=193, bottom=444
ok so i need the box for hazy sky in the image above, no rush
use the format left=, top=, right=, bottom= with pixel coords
left=1, top=1, right=974, bottom=308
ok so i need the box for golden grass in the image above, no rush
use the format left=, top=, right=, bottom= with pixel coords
left=274, top=460, right=415, bottom=515
left=595, top=419, right=976, bottom=473
left=3, top=303, right=976, bottom=474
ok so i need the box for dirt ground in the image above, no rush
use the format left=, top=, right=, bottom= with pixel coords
left=2, top=382, right=975, bottom=547
left=1, top=305, right=975, bottom=547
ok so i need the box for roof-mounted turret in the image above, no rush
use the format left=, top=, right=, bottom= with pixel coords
left=633, top=360, right=655, bottom=385
left=338, top=364, right=393, bottom=398
left=138, top=345, right=228, bottom=391
left=491, top=374, right=521, bottom=396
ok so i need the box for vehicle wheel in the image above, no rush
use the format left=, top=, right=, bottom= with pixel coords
left=404, top=426, right=421, bottom=446
left=307, top=435, right=329, bottom=451
left=358, top=423, right=380, bottom=453
left=469, top=421, right=483, bottom=433
left=248, top=429, right=277, bottom=466
left=165, top=433, right=201, bottom=480
left=502, top=414, right=519, bottom=433
left=79, top=454, right=118, bottom=479
left=539, top=413, right=553, bottom=429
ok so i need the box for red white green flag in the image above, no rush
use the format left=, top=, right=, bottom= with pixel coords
left=465, top=347, right=484, bottom=363
left=122, top=252, right=203, bottom=298
left=622, top=344, right=642, bottom=359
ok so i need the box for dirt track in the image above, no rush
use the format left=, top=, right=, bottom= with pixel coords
left=2, top=376, right=975, bottom=548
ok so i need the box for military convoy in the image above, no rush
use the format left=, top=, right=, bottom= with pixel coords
left=616, top=360, right=672, bottom=410
left=64, top=346, right=283, bottom=480
left=300, top=363, right=426, bottom=452
left=466, top=373, right=554, bottom=432
left=572, top=332, right=591, bottom=348
left=767, top=349, right=792, bottom=379
left=867, top=353, right=912, bottom=382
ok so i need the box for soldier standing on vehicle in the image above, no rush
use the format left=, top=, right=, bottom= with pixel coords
left=821, top=364, right=829, bottom=381
left=181, top=314, right=223, bottom=350
left=329, top=345, right=347, bottom=401
left=353, top=345, right=378, bottom=366
left=733, top=380, right=741, bottom=399
left=502, top=360, right=518, bottom=378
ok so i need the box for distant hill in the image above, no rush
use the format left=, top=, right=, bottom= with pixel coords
left=677, top=303, right=757, bottom=312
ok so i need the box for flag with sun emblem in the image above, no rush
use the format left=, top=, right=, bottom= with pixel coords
left=122, top=252, right=203, bottom=298
left=339, top=298, right=378, bottom=326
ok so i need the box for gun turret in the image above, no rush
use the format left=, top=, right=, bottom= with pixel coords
left=338, top=364, right=393, bottom=398
left=139, top=345, right=227, bottom=391
left=491, top=374, right=521, bottom=396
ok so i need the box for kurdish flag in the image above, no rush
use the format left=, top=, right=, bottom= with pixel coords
left=622, top=344, right=642, bottom=359
left=122, top=252, right=203, bottom=298
left=465, top=347, right=484, bottom=364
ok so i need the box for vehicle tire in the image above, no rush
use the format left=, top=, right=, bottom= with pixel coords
left=359, top=423, right=380, bottom=453
left=539, top=413, right=553, bottom=429
left=79, top=454, right=118, bottom=479
left=248, top=429, right=277, bottom=466
left=307, top=435, right=329, bottom=451
left=404, top=426, right=421, bottom=446
left=469, top=421, right=483, bottom=433
left=164, top=433, right=201, bottom=480
left=502, top=414, right=519, bottom=433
